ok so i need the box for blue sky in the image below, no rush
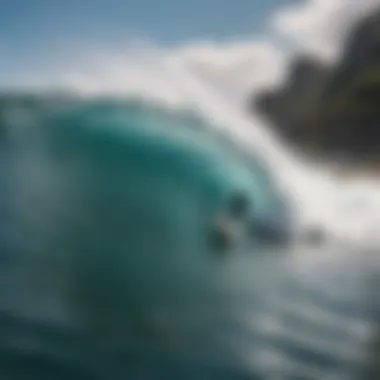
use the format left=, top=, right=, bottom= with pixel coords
left=0, top=0, right=299, bottom=87
left=0, top=0, right=293, bottom=48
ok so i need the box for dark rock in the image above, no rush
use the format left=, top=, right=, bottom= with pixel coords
left=252, top=7, right=380, bottom=165
left=252, top=56, right=332, bottom=143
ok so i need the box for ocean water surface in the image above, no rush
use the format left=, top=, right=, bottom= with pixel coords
left=0, top=97, right=379, bottom=380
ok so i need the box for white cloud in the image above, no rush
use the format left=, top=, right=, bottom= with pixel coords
left=272, top=0, right=380, bottom=62
left=5, top=0, right=380, bottom=108
left=21, top=38, right=286, bottom=108
left=17, top=0, right=380, bottom=106
left=168, top=39, right=287, bottom=103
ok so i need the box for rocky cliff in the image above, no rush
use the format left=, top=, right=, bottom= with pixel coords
left=253, top=8, right=380, bottom=165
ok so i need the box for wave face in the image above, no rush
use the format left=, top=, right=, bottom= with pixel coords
left=0, top=97, right=377, bottom=379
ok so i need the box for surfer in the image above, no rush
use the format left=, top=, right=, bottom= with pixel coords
left=209, top=191, right=250, bottom=253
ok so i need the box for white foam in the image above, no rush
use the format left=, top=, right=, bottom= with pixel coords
left=8, top=1, right=380, bottom=251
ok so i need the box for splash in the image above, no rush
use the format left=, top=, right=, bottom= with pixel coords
left=2, top=4, right=380, bottom=379
left=7, top=0, right=376, bottom=249
left=32, top=41, right=380, bottom=248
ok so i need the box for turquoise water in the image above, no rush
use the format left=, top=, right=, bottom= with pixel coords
left=0, top=98, right=378, bottom=379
